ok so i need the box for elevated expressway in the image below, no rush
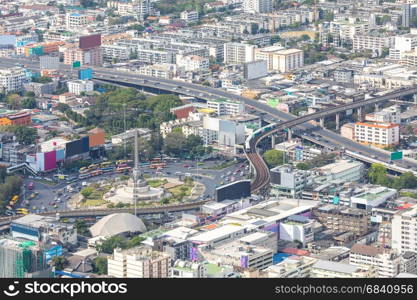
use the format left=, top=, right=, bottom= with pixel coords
left=245, top=86, right=417, bottom=193
left=0, top=200, right=209, bottom=226
left=2, top=58, right=417, bottom=191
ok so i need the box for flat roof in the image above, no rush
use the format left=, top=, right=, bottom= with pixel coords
left=313, top=260, right=361, bottom=274
left=189, top=224, right=244, bottom=243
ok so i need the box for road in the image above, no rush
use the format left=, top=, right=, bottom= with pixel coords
left=3, top=57, right=417, bottom=188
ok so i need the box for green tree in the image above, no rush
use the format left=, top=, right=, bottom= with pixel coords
left=21, top=97, right=37, bottom=109
left=296, top=162, right=309, bottom=170
left=81, top=187, right=94, bottom=198
left=263, top=149, right=285, bottom=168
left=126, top=235, right=146, bottom=248
left=163, top=131, right=187, bottom=157
left=97, top=236, right=127, bottom=254
left=368, top=163, right=388, bottom=184
left=11, top=126, right=37, bottom=145
left=50, top=256, right=69, bottom=270
left=92, top=257, right=107, bottom=275
left=6, top=94, right=21, bottom=109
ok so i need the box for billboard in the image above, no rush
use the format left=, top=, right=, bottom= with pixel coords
left=81, top=136, right=89, bottom=153
left=65, top=139, right=83, bottom=158
left=44, top=150, right=57, bottom=171
left=89, top=129, right=105, bottom=147
left=78, top=68, right=93, bottom=80
left=79, top=34, right=101, bottom=50
left=215, top=180, right=251, bottom=202
left=56, top=148, right=65, bottom=161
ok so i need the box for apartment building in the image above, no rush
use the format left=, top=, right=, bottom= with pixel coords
left=353, top=34, right=393, bottom=53
left=354, top=122, right=400, bottom=148
left=365, top=105, right=401, bottom=124
left=389, top=34, right=417, bottom=60
left=101, top=44, right=133, bottom=60
left=176, top=55, right=209, bottom=71
left=224, top=42, right=255, bottom=64
left=243, top=0, right=273, bottom=13
left=65, top=13, right=88, bottom=29
left=107, top=246, right=171, bottom=278
left=63, top=47, right=102, bottom=67
left=67, top=80, right=94, bottom=95
left=180, top=10, right=199, bottom=23
left=313, top=205, right=370, bottom=237
left=137, top=64, right=176, bottom=79
left=171, top=260, right=207, bottom=278
left=0, top=67, right=27, bottom=93
left=279, top=215, right=315, bottom=246
left=349, top=244, right=400, bottom=278
left=254, top=46, right=304, bottom=72
left=392, top=206, right=417, bottom=253
left=207, top=98, right=245, bottom=116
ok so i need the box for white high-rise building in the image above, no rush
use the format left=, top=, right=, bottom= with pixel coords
left=349, top=244, right=401, bottom=278
left=224, top=43, right=255, bottom=64
left=207, top=98, right=245, bottom=116
left=0, top=67, right=26, bottom=93
left=243, top=0, right=273, bottom=13
left=67, top=80, right=94, bottom=95
left=392, top=205, right=417, bottom=253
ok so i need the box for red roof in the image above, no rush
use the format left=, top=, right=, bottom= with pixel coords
left=281, top=247, right=310, bottom=256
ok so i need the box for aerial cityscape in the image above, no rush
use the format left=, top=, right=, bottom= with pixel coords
left=1, top=0, right=417, bottom=283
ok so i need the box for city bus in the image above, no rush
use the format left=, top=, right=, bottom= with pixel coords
left=150, top=163, right=167, bottom=169
left=79, top=167, right=89, bottom=174
left=100, top=161, right=113, bottom=168
left=115, top=166, right=131, bottom=174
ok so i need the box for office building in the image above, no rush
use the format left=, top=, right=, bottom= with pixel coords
left=224, top=43, right=255, bottom=64
left=207, top=98, right=245, bottom=116
left=270, top=164, right=313, bottom=197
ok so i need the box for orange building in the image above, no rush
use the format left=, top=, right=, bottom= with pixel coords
left=0, top=113, right=31, bottom=126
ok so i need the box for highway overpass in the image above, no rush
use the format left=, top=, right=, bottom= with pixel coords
left=2, top=57, right=417, bottom=190
left=0, top=200, right=209, bottom=227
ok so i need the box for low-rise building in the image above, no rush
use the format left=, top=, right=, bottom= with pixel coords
left=310, top=260, right=375, bottom=278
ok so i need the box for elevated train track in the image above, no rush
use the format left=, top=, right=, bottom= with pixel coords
left=245, top=86, right=417, bottom=193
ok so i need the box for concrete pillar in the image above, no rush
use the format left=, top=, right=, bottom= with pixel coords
left=319, top=117, right=325, bottom=128
left=335, top=113, right=340, bottom=131
left=357, top=107, right=363, bottom=122
left=271, top=135, right=276, bottom=148
left=413, top=94, right=417, bottom=104
left=375, top=103, right=380, bottom=112
left=287, top=128, right=292, bottom=141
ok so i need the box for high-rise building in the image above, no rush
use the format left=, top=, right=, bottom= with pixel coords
left=243, top=0, right=272, bottom=13
left=392, top=205, right=417, bottom=253
left=0, top=67, right=26, bottom=93
left=0, top=238, right=49, bottom=278
left=107, top=246, right=171, bottom=278
left=223, top=43, right=255, bottom=64
left=403, top=4, right=411, bottom=28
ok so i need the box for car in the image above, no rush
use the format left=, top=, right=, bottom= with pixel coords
left=183, top=164, right=189, bottom=168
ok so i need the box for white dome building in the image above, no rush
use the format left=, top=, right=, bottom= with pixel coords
left=89, top=213, right=147, bottom=237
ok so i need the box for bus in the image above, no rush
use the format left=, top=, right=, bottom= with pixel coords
left=79, top=167, right=89, bottom=174
left=100, top=161, right=113, bottom=168
left=88, top=164, right=99, bottom=171
left=150, top=163, right=167, bottom=169
left=16, top=208, right=29, bottom=215
left=28, top=182, right=34, bottom=190
left=115, top=166, right=131, bottom=173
